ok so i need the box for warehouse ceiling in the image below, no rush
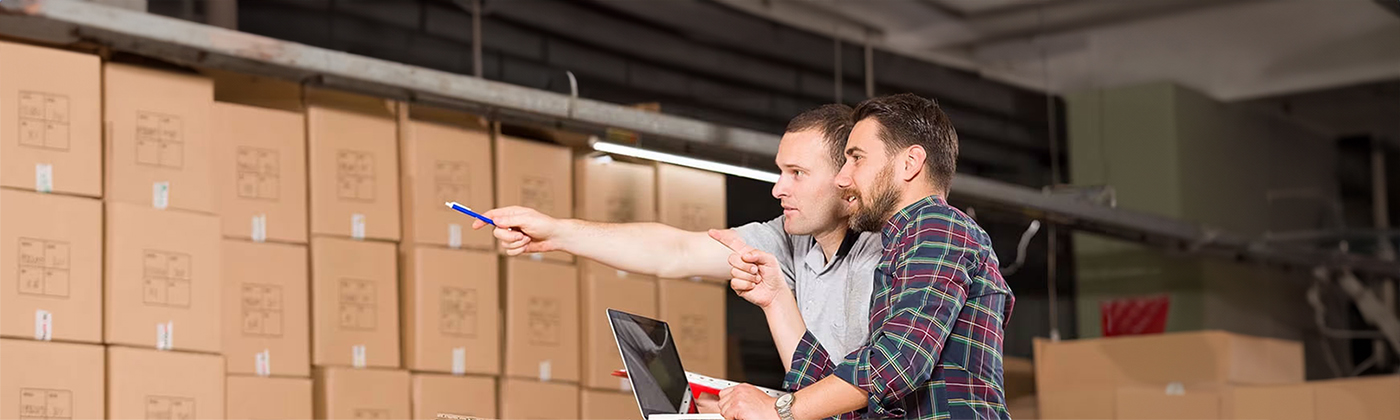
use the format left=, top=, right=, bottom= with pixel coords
left=713, top=0, right=1400, bottom=101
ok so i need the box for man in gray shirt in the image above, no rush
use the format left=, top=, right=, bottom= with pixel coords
left=474, top=104, right=879, bottom=365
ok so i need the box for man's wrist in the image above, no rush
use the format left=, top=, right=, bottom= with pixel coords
left=761, top=285, right=798, bottom=312
left=551, top=218, right=583, bottom=252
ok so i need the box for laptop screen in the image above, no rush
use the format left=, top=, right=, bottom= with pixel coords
left=608, top=309, right=690, bottom=417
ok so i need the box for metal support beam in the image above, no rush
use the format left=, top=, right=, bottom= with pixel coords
left=1335, top=270, right=1400, bottom=360
left=471, top=0, right=482, bottom=78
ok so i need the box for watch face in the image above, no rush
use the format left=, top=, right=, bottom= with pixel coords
left=778, top=393, right=794, bottom=406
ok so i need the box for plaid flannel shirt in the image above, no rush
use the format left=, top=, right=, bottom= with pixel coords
left=783, top=195, right=1015, bottom=419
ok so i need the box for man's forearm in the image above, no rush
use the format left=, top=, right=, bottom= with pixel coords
left=763, top=288, right=807, bottom=370
left=790, top=376, right=868, bottom=419
left=553, top=220, right=732, bottom=279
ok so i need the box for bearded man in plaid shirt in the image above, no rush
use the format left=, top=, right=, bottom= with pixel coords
left=711, top=94, right=1015, bottom=420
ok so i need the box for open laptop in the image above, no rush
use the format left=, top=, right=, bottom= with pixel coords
left=607, top=309, right=726, bottom=420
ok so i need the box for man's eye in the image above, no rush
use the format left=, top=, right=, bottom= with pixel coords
left=794, top=170, right=803, bottom=177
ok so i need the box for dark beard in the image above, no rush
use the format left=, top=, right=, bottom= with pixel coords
left=848, top=165, right=900, bottom=232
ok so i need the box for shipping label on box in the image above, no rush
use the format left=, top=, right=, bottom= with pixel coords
left=494, top=136, right=572, bottom=263
left=658, top=278, right=726, bottom=378
left=575, top=156, right=656, bottom=223
left=0, top=41, right=102, bottom=196
left=105, top=202, right=222, bottom=352
left=106, top=346, right=224, bottom=420
left=503, top=258, right=579, bottom=382
left=0, top=339, right=104, bottom=420
left=307, top=89, right=400, bottom=241
left=402, top=247, right=499, bottom=375
left=400, top=115, right=494, bottom=249
left=222, top=240, right=310, bottom=376
left=656, top=164, right=726, bottom=231
left=311, top=237, right=400, bottom=368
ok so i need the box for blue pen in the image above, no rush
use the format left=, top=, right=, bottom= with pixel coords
left=445, top=202, right=495, bottom=226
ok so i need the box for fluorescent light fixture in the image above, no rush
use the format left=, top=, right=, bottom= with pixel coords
left=591, top=141, right=780, bottom=183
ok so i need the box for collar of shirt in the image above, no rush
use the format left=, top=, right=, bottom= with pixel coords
left=879, top=194, right=947, bottom=250
left=802, top=229, right=859, bottom=274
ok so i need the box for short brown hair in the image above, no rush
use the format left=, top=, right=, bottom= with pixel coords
left=786, top=104, right=854, bottom=169
left=851, top=94, right=958, bottom=190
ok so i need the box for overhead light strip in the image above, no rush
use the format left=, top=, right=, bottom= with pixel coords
left=591, top=141, right=780, bottom=183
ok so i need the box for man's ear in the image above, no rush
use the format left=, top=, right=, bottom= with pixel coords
left=902, top=145, right=926, bottom=182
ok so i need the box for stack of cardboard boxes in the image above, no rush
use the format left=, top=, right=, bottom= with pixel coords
left=1034, top=330, right=1400, bottom=420
left=212, top=73, right=313, bottom=420
left=0, top=38, right=734, bottom=420
left=399, top=105, right=500, bottom=420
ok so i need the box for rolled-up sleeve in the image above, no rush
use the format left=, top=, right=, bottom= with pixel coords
left=829, top=222, right=973, bottom=417
left=782, top=331, right=834, bottom=391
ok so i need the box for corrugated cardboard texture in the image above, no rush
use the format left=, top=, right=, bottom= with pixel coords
left=581, top=260, right=658, bottom=390
left=1230, top=383, right=1314, bottom=420
left=400, top=116, right=494, bottom=250
left=1037, top=389, right=1114, bottom=420
left=411, top=373, right=495, bottom=420
left=658, top=278, right=727, bottom=378
left=0, top=339, right=104, bottom=420
left=499, top=378, right=579, bottom=420
left=310, top=236, right=400, bottom=368
left=0, top=190, right=102, bottom=342
left=1313, top=375, right=1400, bottom=420
left=226, top=376, right=312, bottom=420
left=502, top=258, right=580, bottom=382
left=107, top=346, right=224, bottom=420
left=105, top=202, right=222, bottom=352
left=313, top=367, right=410, bottom=420
left=104, top=63, right=214, bottom=213
left=1033, top=331, right=1304, bottom=392
left=221, top=240, right=310, bottom=376
left=574, top=156, right=657, bottom=223
left=1114, top=385, right=1223, bottom=420
left=581, top=389, right=641, bottom=420
left=494, top=136, right=573, bottom=263
left=306, top=89, right=401, bottom=241
left=0, top=41, right=101, bottom=196
left=401, top=246, right=499, bottom=375
left=656, top=164, right=726, bottom=231
left=212, top=102, right=308, bottom=243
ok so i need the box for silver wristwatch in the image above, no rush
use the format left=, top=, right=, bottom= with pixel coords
left=775, top=393, right=795, bottom=420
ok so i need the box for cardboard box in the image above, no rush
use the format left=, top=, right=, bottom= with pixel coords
left=222, top=240, right=310, bottom=376
left=307, top=89, right=400, bottom=241
left=401, top=246, right=499, bottom=375
left=313, top=367, right=410, bottom=420
left=0, top=41, right=102, bottom=196
left=1115, top=385, right=1224, bottom=420
left=499, top=378, right=579, bottom=420
left=411, top=373, right=495, bottom=420
left=1037, top=389, right=1114, bottom=420
left=0, top=339, right=104, bottom=420
left=502, top=258, right=580, bottom=382
left=658, top=278, right=727, bottom=378
left=310, top=236, right=400, bottom=368
left=581, top=389, right=641, bottom=420
left=656, top=163, right=726, bottom=231
left=226, top=376, right=313, bottom=420
left=581, top=260, right=658, bottom=390
left=104, top=62, right=214, bottom=213
left=107, top=346, right=224, bottom=420
left=574, top=155, right=656, bottom=223
left=1033, top=331, right=1303, bottom=392
left=1312, top=375, right=1400, bottom=420
left=105, top=202, right=222, bottom=352
left=495, top=136, right=573, bottom=263
left=1229, top=383, right=1315, bottom=420
left=400, top=114, right=494, bottom=249
left=0, top=190, right=102, bottom=342
left=1007, top=395, right=1038, bottom=420
left=1005, top=356, right=1036, bottom=401
left=212, top=102, right=308, bottom=243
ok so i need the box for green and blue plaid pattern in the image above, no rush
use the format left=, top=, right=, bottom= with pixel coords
left=783, top=195, right=1015, bottom=419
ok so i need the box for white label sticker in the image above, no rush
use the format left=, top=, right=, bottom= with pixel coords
left=1165, top=382, right=1186, bottom=396
left=34, top=310, right=52, bottom=341
left=451, top=347, right=467, bottom=375
left=448, top=224, right=463, bottom=249
left=35, top=164, right=53, bottom=193
left=156, top=321, right=174, bottom=350
left=617, top=270, right=628, bottom=278
left=539, top=360, right=552, bottom=382
left=530, top=253, right=544, bottom=261
left=352, top=345, right=367, bottom=368
left=351, top=214, right=366, bottom=240
left=251, top=214, right=268, bottom=243
left=688, top=276, right=704, bottom=283
left=620, top=377, right=631, bottom=392
left=255, top=349, right=272, bottom=377
left=153, top=182, right=170, bottom=210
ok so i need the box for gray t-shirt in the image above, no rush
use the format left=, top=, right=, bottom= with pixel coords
left=734, top=216, right=881, bottom=359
